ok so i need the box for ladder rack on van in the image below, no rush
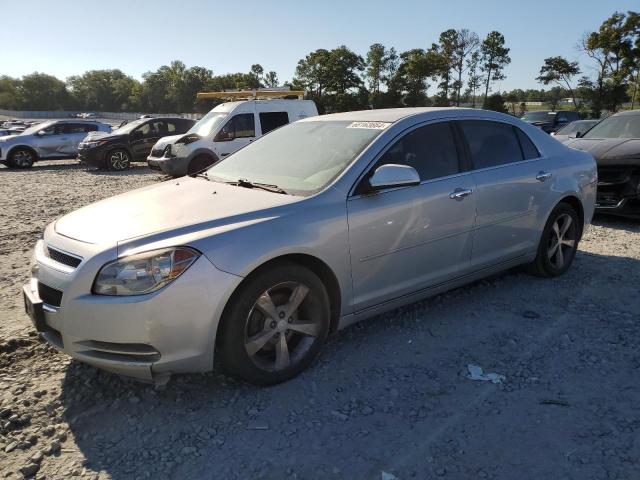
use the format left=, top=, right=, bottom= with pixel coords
left=197, top=89, right=305, bottom=101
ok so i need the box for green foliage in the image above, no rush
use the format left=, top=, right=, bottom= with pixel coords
left=480, top=31, right=511, bottom=99
left=482, top=93, right=507, bottom=113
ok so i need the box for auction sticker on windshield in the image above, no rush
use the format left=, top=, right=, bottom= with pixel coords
left=347, top=121, right=392, bottom=130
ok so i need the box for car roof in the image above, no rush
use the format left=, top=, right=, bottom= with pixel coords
left=298, top=107, right=516, bottom=124
left=612, top=109, right=640, bottom=117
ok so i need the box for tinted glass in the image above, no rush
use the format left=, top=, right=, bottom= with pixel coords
left=260, top=111, right=289, bottom=135
left=460, top=121, right=523, bottom=169
left=233, top=114, right=255, bottom=138
left=583, top=115, right=640, bottom=139
left=376, top=122, right=459, bottom=181
left=515, top=128, right=539, bottom=159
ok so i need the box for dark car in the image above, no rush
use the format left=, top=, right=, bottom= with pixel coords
left=551, top=119, right=600, bottom=143
left=565, top=110, right=640, bottom=218
left=77, top=117, right=195, bottom=171
left=521, top=110, right=581, bottom=134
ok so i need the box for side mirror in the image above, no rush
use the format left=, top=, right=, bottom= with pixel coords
left=368, top=164, right=420, bottom=191
left=35, top=130, right=44, bottom=136
left=574, top=131, right=582, bottom=138
left=214, top=129, right=234, bottom=142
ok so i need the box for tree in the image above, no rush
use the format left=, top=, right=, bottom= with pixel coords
left=0, top=76, right=20, bottom=109
left=263, top=71, right=279, bottom=88
left=394, top=49, right=436, bottom=107
left=482, top=93, right=507, bottom=113
left=450, top=29, right=480, bottom=106
left=536, top=56, right=581, bottom=110
left=480, top=31, right=511, bottom=100
left=18, top=73, right=72, bottom=110
left=365, top=43, right=398, bottom=94
left=67, top=69, right=140, bottom=111
left=465, top=51, right=482, bottom=107
left=249, top=64, right=264, bottom=87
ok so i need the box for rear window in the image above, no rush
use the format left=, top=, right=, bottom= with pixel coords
left=259, top=112, right=289, bottom=135
left=460, top=120, right=524, bottom=169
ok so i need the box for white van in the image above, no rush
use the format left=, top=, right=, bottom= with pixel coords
left=147, top=98, right=318, bottom=176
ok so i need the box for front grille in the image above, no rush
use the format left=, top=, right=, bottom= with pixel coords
left=47, top=246, right=82, bottom=268
left=38, top=282, right=63, bottom=307
left=597, top=167, right=634, bottom=186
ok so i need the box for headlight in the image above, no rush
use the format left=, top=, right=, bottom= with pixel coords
left=93, top=247, right=200, bottom=296
left=85, top=140, right=109, bottom=148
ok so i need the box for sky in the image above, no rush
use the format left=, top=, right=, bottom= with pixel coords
left=1, top=0, right=638, bottom=92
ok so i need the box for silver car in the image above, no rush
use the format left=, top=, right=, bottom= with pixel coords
left=23, top=108, right=597, bottom=385
left=0, top=120, right=111, bottom=168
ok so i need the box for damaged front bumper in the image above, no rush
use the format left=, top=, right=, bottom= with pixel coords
left=595, top=165, right=640, bottom=217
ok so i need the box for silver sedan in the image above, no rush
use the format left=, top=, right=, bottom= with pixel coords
left=23, top=108, right=597, bottom=385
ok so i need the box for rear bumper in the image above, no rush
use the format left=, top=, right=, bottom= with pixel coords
left=146, top=154, right=189, bottom=177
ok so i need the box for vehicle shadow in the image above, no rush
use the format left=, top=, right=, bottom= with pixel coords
left=592, top=214, right=640, bottom=232
left=57, top=249, right=640, bottom=479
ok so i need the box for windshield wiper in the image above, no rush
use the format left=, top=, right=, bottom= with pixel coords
left=229, top=178, right=288, bottom=195
left=190, top=172, right=212, bottom=181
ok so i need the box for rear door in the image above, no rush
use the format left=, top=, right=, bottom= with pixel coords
left=347, top=121, right=477, bottom=311
left=458, top=120, right=553, bottom=269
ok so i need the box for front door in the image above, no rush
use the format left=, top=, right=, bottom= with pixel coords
left=214, top=112, right=256, bottom=159
left=347, top=121, right=477, bottom=311
left=131, top=120, right=165, bottom=160
left=457, top=120, right=553, bottom=269
left=34, top=124, right=69, bottom=158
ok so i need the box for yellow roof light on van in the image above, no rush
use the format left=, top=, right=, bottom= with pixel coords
left=197, top=89, right=305, bottom=100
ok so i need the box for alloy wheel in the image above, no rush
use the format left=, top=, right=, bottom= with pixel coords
left=547, top=213, right=576, bottom=269
left=244, top=281, right=322, bottom=372
left=13, top=150, right=33, bottom=167
left=109, top=151, right=129, bottom=170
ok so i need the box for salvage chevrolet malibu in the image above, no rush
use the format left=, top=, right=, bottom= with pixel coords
left=23, top=108, right=597, bottom=386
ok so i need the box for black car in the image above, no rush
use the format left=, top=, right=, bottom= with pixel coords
left=565, top=110, right=640, bottom=218
left=77, top=117, right=195, bottom=171
left=521, top=110, right=581, bottom=134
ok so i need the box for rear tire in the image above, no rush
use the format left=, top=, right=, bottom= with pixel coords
left=187, top=155, right=217, bottom=176
left=217, top=262, right=330, bottom=385
left=527, top=202, right=581, bottom=277
left=107, top=149, right=130, bottom=171
left=7, top=148, right=35, bottom=168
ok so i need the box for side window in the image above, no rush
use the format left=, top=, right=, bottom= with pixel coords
left=39, top=125, right=58, bottom=136
left=459, top=120, right=523, bottom=169
left=514, top=128, right=540, bottom=160
left=259, top=111, right=289, bottom=135
left=166, top=121, right=177, bottom=133
left=84, top=124, right=98, bottom=132
left=556, top=112, right=569, bottom=123
left=215, top=113, right=255, bottom=141
left=375, top=122, right=460, bottom=182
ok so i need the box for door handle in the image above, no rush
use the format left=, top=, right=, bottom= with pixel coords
left=536, top=171, right=553, bottom=182
left=449, top=188, right=473, bottom=200
left=220, top=153, right=229, bottom=157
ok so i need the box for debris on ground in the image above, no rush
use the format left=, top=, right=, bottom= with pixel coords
left=466, top=364, right=506, bottom=384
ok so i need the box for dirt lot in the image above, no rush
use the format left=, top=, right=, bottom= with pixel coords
left=1, top=160, right=639, bottom=480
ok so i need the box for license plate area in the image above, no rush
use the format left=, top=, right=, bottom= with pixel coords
left=22, top=284, right=46, bottom=332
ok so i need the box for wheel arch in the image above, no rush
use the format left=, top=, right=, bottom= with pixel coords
left=7, top=144, right=39, bottom=161
left=188, top=148, right=219, bottom=164
left=555, top=194, right=585, bottom=240
left=104, top=145, right=134, bottom=163
left=215, top=253, right=342, bottom=349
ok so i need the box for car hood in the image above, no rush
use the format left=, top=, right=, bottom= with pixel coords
left=153, top=134, right=185, bottom=149
left=54, top=177, right=301, bottom=245
left=563, top=137, right=640, bottom=166
left=83, top=131, right=124, bottom=143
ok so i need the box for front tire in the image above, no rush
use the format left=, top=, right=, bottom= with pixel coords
left=187, top=155, right=217, bottom=176
left=217, top=263, right=330, bottom=385
left=528, top=202, right=581, bottom=277
left=107, top=149, right=130, bottom=171
left=7, top=148, right=35, bottom=168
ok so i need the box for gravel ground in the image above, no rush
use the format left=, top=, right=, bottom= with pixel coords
left=0, top=160, right=639, bottom=480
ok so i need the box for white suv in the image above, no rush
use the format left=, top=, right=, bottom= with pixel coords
left=147, top=99, right=318, bottom=176
left=0, top=120, right=111, bottom=168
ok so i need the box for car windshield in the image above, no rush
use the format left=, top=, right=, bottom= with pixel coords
left=205, top=121, right=386, bottom=196
left=188, top=111, right=228, bottom=137
left=21, top=121, right=54, bottom=135
left=583, top=115, right=640, bottom=139
left=522, top=111, right=554, bottom=122
left=555, top=120, right=597, bottom=136
left=112, top=119, right=146, bottom=135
